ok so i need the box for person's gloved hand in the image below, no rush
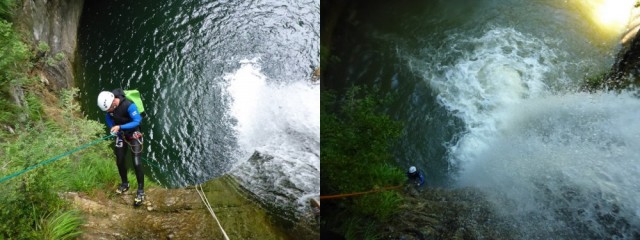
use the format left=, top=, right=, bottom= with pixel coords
left=110, top=125, right=121, bottom=135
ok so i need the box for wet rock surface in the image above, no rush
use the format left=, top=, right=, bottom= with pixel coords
left=602, top=5, right=640, bottom=90
left=64, top=189, right=215, bottom=239
left=65, top=176, right=309, bottom=239
left=232, top=150, right=320, bottom=239
left=381, top=187, right=515, bottom=240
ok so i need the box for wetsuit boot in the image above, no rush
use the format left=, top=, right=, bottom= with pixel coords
left=134, top=189, right=145, bottom=207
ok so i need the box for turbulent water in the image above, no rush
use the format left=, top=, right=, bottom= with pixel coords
left=76, top=0, right=319, bottom=218
left=326, top=0, right=640, bottom=238
left=421, top=28, right=640, bottom=238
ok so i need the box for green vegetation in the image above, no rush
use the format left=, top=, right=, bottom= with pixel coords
left=0, top=0, right=32, bottom=127
left=0, top=0, right=15, bottom=20
left=0, top=88, right=155, bottom=238
left=321, top=86, right=405, bottom=239
left=36, top=210, right=83, bottom=240
left=1, top=89, right=107, bottom=238
left=46, top=52, right=66, bottom=67
left=583, top=72, right=607, bottom=92
left=0, top=3, right=155, bottom=238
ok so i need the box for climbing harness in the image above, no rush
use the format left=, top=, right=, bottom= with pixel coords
left=119, top=131, right=144, bottom=154
left=196, top=184, right=230, bottom=240
left=113, top=131, right=162, bottom=169
left=320, top=185, right=403, bottom=200
left=123, top=133, right=161, bottom=170
left=0, top=135, right=114, bottom=184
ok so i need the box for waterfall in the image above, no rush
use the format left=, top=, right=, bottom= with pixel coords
left=413, top=27, right=640, bottom=237
left=225, top=59, right=320, bottom=217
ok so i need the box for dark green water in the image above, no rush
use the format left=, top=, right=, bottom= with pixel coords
left=76, top=0, right=320, bottom=195
left=324, top=0, right=640, bottom=238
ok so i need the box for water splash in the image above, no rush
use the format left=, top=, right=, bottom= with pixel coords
left=421, top=27, right=640, bottom=237
left=425, top=28, right=561, bottom=167
left=224, top=59, right=320, bottom=217
left=458, top=92, right=640, bottom=238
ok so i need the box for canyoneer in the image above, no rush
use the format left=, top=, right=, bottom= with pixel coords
left=407, top=166, right=425, bottom=187
left=97, top=89, right=145, bottom=207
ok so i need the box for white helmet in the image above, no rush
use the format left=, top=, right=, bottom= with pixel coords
left=97, top=91, right=115, bottom=111
left=409, top=166, right=417, bottom=174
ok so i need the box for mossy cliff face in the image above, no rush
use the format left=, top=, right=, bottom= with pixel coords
left=15, top=0, right=83, bottom=90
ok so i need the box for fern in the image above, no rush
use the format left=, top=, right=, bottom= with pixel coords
left=37, top=210, right=83, bottom=240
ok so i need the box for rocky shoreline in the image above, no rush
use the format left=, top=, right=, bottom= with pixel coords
left=67, top=175, right=318, bottom=239
left=373, top=187, right=512, bottom=240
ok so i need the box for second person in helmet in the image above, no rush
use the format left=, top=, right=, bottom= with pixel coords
left=407, top=166, right=425, bottom=187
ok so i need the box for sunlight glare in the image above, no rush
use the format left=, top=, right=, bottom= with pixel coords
left=593, top=0, right=634, bottom=30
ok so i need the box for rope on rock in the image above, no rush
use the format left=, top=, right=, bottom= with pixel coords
left=320, top=185, right=403, bottom=200
left=196, top=184, right=230, bottom=240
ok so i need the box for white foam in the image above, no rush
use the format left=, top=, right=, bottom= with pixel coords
left=426, top=28, right=559, bottom=167
left=422, top=27, right=640, bottom=236
left=224, top=59, right=320, bottom=216
left=457, top=92, right=640, bottom=236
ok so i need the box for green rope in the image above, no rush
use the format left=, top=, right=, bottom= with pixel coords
left=141, top=156, right=161, bottom=169
left=0, top=135, right=114, bottom=184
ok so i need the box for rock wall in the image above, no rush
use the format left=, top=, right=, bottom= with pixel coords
left=231, top=151, right=320, bottom=239
left=605, top=5, right=640, bottom=90
left=15, top=0, right=84, bottom=90
left=606, top=31, right=640, bottom=89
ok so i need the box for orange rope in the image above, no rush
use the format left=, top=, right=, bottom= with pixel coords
left=320, top=185, right=402, bottom=200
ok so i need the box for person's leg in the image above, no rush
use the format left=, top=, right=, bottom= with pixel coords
left=115, top=136, right=129, bottom=193
left=130, top=132, right=145, bottom=206
left=131, top=135, right=144, bottom=191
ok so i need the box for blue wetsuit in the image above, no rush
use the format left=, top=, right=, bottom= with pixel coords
left=106, top=103, right=141, bottom=135
left=407, top=170, right=425, bottom=187
left=106, top=92, right=144, bottom=192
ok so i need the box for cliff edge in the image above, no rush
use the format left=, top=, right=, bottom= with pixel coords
left=15, top=0, right=83, bottom=90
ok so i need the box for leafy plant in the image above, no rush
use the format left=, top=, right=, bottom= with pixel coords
left=321, top=86, right=405, bottom=239
left=37, top=210, right=83, bottom=240
left=0, top=20, right=29, bottom=79
left=54, top=52, right=65, bottom=61
left=37, top=41, right=50, bottom=53
left=0, top=4, right=120, bottom=239
left=46, top=52, right=66, bottom=66
left=0, top=88, right=146, bottom=238
left=0, top=0, right=15, bottom=21
left=0, top=11, right=32, bottom=128
left=342, top=217, right=380, bottom=240
left=25, top=92, right=43, bottom=122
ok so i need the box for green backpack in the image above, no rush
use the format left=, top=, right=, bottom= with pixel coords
left=124, top=89, right=145, bottom=114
